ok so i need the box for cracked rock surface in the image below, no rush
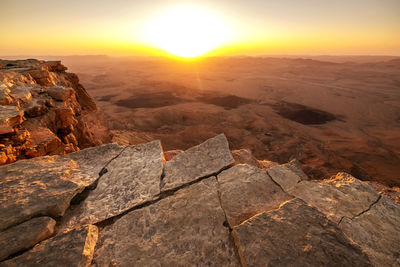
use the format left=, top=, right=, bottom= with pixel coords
left=60, top=140, right=163, bottom=230
left=0, top=134, right=399, bottom=266
left=232, top=198, right=372, bottom=267
left=218, top=164, right=292, bottom=226
left=93, top=178, right=240, bottom=267
left=161, top=133, right=234, bottom=191
left=0, top=225, right=98, bottom=267
left=0, top=216, right=56, bottom=261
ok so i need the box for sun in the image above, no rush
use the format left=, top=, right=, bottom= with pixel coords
left=142, top=6, right=234, bottom=58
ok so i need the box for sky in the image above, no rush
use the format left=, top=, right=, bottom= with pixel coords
left=1, top=0, right=400, bottom=57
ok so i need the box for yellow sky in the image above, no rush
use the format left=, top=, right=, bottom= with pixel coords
left=1, top=0, right=399, bottom=57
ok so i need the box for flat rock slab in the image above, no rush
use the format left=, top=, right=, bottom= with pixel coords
left=61, top=141, right=163, bottom=230
left=0, top=156, right=83, bottom=230
left=218, top=164, right=293, bottom=226
left=269, top=170, right=380, bottom=223
left=0, top=217, right=55, bottom=261
left=64, top=143, right=125, bottom=186
left=162, top=134, right=234, bottom=191
left=92, top=178, right=240, bottom=266
left=340, top=196, right=400, bottom=266
left=0, top=225, right=98, bottom=267
left=232, top=198, right=372, bottom=267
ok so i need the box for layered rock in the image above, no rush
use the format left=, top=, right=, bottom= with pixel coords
left=0, top=59, right=111, bottom=165
left=0, top=134, right=399, bottom=266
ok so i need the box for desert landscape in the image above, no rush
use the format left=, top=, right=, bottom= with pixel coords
left=54, top=55, right=400, bottom=186
left=1, top=0, right=400, bottom=265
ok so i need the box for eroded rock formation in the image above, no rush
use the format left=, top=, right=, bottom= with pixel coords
left=0, top=134, right=399, bottom=266
left=0, top=59, right=111, bottom=165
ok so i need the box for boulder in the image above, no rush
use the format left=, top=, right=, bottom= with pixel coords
left=161, top=134, right=234, bottom=191
left=0, top=217, right=56, bottom=261
left=232, top=198, right=372, bottom=267
left=92, top=178, right=240, bottom=266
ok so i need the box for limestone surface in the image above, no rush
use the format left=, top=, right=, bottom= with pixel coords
left=0, top=225, right=98, bottom=267
left=339, top=196, right=400, bottom=266
left=218, top=164, right=293, bottom=226
left=61, top=141, right=163, bottom=229
left=0, top=156, right=83, bottom=230
left=269, top=169, right=380, bottom=223
left=92, top=178, right=240, bottom=267
left=0, top=217, right=56, bottom=261
left=162, top=133, right=234, bottom=191
left=232, top=198, right=372, bottom=267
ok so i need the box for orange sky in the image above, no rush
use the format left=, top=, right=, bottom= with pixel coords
left=1, top=0, right=400, bottom=57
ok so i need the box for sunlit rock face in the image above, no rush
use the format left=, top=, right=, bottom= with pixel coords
left=0, top=59, right=111, bottom=165
left=0, top=134, right=399, bottom=266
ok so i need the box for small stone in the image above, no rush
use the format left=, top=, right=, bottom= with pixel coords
left=0, top=217, right=56, bottom=261
left=162, top=134, right=234, bottom=191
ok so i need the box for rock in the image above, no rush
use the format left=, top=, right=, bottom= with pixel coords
left=163, top=149, right=183, bottom=161
left=257, top=159, right=279, bottom=170
left=217, top=164, right=292, bottom=226
left=0, top=91, right=12, bottom=105
left=24, top=98, right=49, bottom=117
left=0, top=217, right=56, bottom=261
left=24, top=127, right=64, bottom=158
left=0, top=106, right=24, bottom=134
left=46, top=87, right=74, bottom=101
left=63, top=143, right=125, bottom=186
left=232, top=198, right=372, bottom=267
left=8, top=86, right=32, bottom=103
left=231, top=149, right=263, bottom=168
left=276, top=172, right=380, bottom=223
left=60, top=141, right=163, bottom=230
left=0, top=59, right=111, bottom=165
left=339, top=196, right=400, bottom=266
left=0, top=156, right=83, bottom=230
left=92, top=178, right=239, bottom=266
left=0, top=225, right=98, bottom=267
left=161, top=134, right=234, bottom=191
left=267, top=160, right=308, bottom=192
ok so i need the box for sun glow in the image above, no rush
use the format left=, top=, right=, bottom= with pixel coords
left=142, top=6, right=235, bottom=58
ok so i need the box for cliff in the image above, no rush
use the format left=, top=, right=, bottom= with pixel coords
left=0, top=134, right=399, bottom=266
left=0, top=59, right=111, bottom=165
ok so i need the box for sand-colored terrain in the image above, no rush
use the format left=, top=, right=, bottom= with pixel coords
left=60, top=56, right=400, bottom=186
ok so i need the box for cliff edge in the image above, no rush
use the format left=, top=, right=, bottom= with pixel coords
left=0, top=59, right=111, bottom=165
left=0, top=134, right=399, bottom=266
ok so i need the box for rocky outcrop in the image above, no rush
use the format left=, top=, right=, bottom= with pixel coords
left=0, top=59, right=111, bottom=165
left=0, top=134, right=399, bottom=266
